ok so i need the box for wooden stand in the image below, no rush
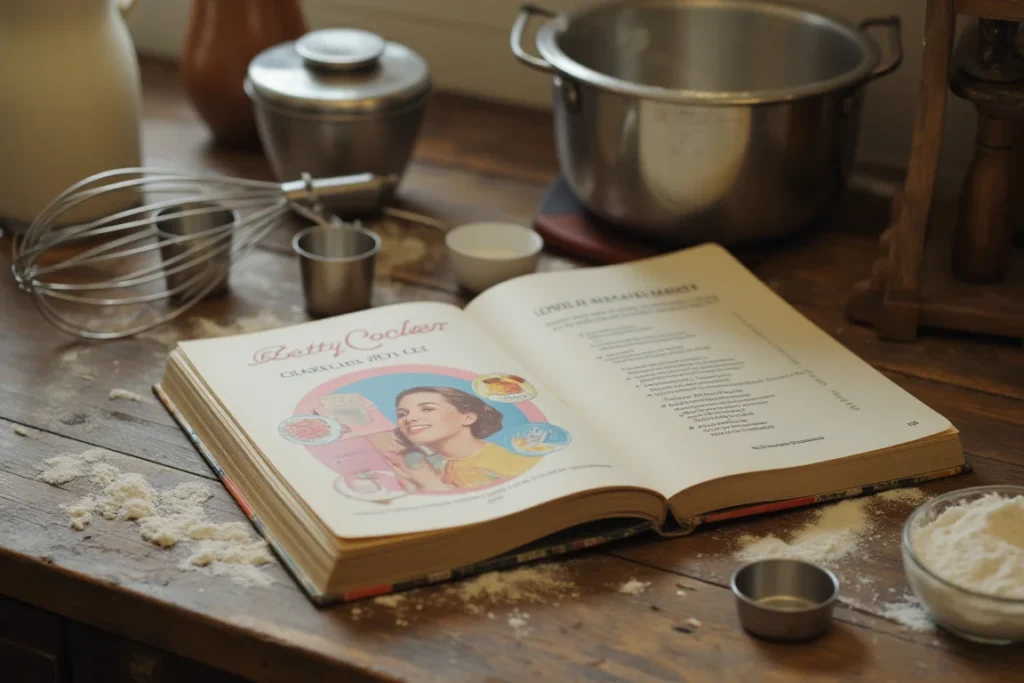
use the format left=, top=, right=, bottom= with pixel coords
left=847, top=0, right=1024, bottom=342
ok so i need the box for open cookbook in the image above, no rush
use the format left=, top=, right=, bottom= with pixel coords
left=155, top=243, right=966, bottom=603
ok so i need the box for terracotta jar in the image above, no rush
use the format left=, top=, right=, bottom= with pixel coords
left=180, top=0, right=307, bottom=148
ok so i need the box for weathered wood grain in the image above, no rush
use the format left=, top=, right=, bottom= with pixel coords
left=884, top=373, right=1024, bottom=467
left=4, top=419, right=1024, bottom=682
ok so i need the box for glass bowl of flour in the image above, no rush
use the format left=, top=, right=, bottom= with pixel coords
left=902, top=485, right=1024, bottom=645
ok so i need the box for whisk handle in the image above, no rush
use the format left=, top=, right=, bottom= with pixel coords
left=282, top=172, right=399, bottom=214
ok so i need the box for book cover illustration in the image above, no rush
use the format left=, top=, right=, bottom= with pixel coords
left=279, top=364, right=572, bottom=501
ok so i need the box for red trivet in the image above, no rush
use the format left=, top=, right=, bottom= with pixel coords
left=533, top=178, right=670, bottom=265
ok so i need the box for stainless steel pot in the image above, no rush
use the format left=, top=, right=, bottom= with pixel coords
left=245, top=28, right=431, bottom=203
left=511, top=0, right=902, bottom=246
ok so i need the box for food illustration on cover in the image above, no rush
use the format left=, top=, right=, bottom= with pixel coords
left=278, top=415, right=345, bottom=446
left=507, top=423, right=571, bottom=455
left=471, top=373, right=537, bottom=403
left=280, top=365, right=567, bottom=502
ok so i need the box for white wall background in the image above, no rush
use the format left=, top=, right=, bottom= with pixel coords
left=127, top=0, right=979, bottom=196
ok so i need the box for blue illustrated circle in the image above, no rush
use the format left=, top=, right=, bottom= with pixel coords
left=505, top=422, right=571, bottom=456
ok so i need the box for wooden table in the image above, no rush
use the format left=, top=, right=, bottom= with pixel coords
left=2, top=59, right=1023, bottom=682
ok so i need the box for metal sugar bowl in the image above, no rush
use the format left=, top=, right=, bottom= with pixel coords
left=245, top=28, right=431, bottom=205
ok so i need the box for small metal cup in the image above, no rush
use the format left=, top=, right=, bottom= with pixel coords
left=293, top=224, right=380, bottom=317
left=731, top=559, right=839, bottom=642
left=153, top=201, right=237, bottom=301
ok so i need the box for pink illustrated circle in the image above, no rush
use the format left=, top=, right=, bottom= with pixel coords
left=288, top=364, right=550, bottom=497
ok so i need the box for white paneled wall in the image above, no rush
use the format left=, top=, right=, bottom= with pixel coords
left=127, top=0, right=978, bottom=196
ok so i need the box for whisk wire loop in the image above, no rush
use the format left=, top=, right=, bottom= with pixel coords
left=10, top=167, right=397, bottom=340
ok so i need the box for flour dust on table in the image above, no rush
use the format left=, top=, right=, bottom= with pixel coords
left=36, top=448, right=275, bottom=587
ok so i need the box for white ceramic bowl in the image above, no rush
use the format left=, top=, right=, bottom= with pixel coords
left=902, top=485, right=1024, bottom=645
left=445, top=222, right=543, bottom=294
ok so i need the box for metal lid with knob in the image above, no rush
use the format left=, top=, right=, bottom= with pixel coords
left=245, top=28, right=431, bottom=115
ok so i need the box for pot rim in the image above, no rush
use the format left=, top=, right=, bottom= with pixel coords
left=535, top=0, right=882, bottom=105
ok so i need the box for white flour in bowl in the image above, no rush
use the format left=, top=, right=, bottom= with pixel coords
left=908, top=491, right=1024, bottom=641
left=910, top=492, right=1024, bottom=599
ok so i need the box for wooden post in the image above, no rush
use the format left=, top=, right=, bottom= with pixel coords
left=952, top=113, right=1015, bottom=282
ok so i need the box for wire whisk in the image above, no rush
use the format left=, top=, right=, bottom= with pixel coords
left=11, top=167, right=398, bottom=341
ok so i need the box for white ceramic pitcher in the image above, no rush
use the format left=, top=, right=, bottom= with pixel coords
left=0, top=0, right=143, bottom=230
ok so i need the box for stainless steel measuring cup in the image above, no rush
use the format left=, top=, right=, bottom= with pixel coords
left=731, top=558, right=840, bottom=642
left=153, top=201, right=238, bottom=301
left=292, top=223, right=380, bottom=317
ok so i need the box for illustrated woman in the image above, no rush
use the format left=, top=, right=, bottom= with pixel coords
left=387, top=386, right=536, bottom=491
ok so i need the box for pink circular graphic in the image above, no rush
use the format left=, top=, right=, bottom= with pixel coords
left=285, top=364, right=557, bottom=499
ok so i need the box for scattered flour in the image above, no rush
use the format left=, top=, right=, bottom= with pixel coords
left=733, top=489, right=929, bottom=568
left=446, top=563, right=579, bottom=605
left=37, top=450, right=273, bottom=586
left=60, top=348, right=98, bottom=380
left=839, top=595, right=874, bottom=612
left=879, top=594, right=935, bottom=632
left=357, top=563, right=580, bottom=625
left=911, top=492, right=1024, bottom=599
left=618, top=578, right=652, bottom=595
left=735, top=498, right=871, bottom=567
left=374, top=594, right=407, bottom=608
left=65, top=497, right=97, bottom=531
left=13, top=425, right=28, bottom=437
left=685, top=617, right=702, bottom=629
left=38, top=448, right=104, bottom=485
left=878, top=488, right=928, bottom=505
left=507, top=608, right=531, bottom=638
left=109, top=388, right=149, bottom=403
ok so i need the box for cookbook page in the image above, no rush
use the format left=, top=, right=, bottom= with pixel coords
left=178, top=301, right=651, bottom=539
left=465, top=244, right=954, bottom=499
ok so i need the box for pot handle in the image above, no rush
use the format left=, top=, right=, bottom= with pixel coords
left=511, top=4, right=556, bottom=73
left=860, top=16, right=903, bottom=79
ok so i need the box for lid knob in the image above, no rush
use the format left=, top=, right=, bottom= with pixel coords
left=295, top=28, right=386, bottom=71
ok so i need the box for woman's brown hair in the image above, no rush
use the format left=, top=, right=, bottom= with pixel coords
left=393, top=386, right=503, bottom=450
